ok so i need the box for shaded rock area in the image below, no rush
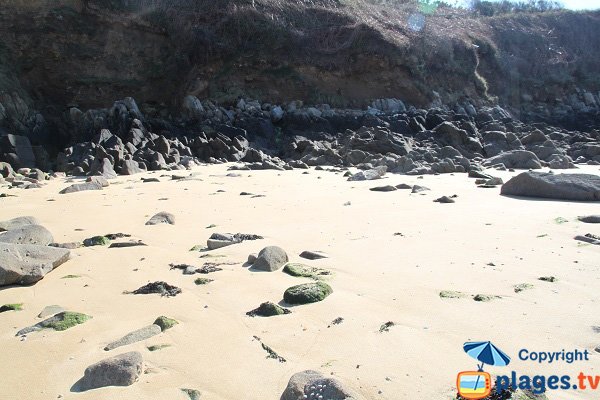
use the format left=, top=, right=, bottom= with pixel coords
left=74, top=352, right=143, bottom=391
left=280, top=370, right=364, bottom=400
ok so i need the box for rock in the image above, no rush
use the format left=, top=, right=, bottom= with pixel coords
left=411, top=185, right=430, bottom=193
left=283, top=281, right=333, bottom=304
left=207, top=233, right=239, bottom=250
left=109, top=241, right=147, bottom=248
left=59, top=182, right=103, bottom=194
left=0, top=134, right=36, bottom=168
left=17, top=311, right=91, bottom=335
left=280, top=370, right=363, bottom=400
left=37, top=305, right=65, bottom=318
left=283, top=263, right=331, bottom=279
left=484, top=150, right=542, bottom=169
left=145, top=212, right=175, bottom=225
left=574, top=233, right=600, bottom=245
left=433, top=196, right=455, bottom=203
left=347, top=166, right=387, bottom=181
left=86, top=176, right=109, bottom=187
left=83, top=236, right=110, bottom=247
left=130, top=281, right=181, bottom=297
left=153, top=316, right=178, bottom=331
left=395, top=183, right=412, bottom=189
left=252, top=246, right=288, bottom=271
left=0, top=303, right=23, bottom=312
left=501, top=172, right=600, bottom=201
left=0, top=243, right=70, bottom=286
left=369, top=185, right=397, bottom=192
left=439, top=290, right=467, bottom=299
left=181, top=388, right=202, bottom=400
left=299, top=250, right=328, bottom=260
left=246, top=301, right=291, bottom=317
left=75, top=352, right=143, bottom=391
left=182, top=95, right=205, bottom=119
left=0, top=216, right=39, bottom=231
left=89, top=158, right=117, bottom=179
left=0, top=225, right=53, bottom=245
left=120, top=159, right=143, bottom=175
left=104, top=324, right=162, bottom=351
left=578, top=215, right=600, bottom=223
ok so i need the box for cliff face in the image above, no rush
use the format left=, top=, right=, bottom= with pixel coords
left=0, top=0, right=599, bottom=147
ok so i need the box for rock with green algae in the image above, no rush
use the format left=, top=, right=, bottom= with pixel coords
left=194, top=277, right=213, bottom=285
left=439, top=290, right=467, bottom=299
left=16, top=311, right=91, bottom=335
left=153, top=316, right=178, bottom=331
left=83, top=236, right=110, bottom=247
left=246, top=301, right=291, bottom=317
left=282, top=263, right=331, bottom=280
left=0, top=303, right=23, bottom=312
left=283, top=281, right=333, bottom=305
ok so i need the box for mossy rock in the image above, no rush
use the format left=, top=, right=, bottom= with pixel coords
left=514, top=283, right=534, bottom=293
left=246, top=301, right=291, bottom=317
left=83, top=235, right=110, bottom=247
left=194, top=277, right=213, bottom=285
left=0, top=303, right=23, bottom=312
left=46, top=312, right=91, bottom=331
left=283, top=281, right=333, bottom=305
left=283, top=263, right=331, bottom=280
left=439, top=290, right=467, bottom=299
left=153, top=316, right=178, bottom=331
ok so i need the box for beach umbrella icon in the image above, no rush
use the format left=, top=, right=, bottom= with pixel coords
left=463, top=341, right=511, bottom=371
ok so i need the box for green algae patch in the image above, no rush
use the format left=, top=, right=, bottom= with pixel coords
left=439, top=290, right=467, bottom=299
left=61, top=274, right=81, bottom=279
left=0, top=303, right=23, bottom=312
left=83, top=236, right=110, bottom=247
left=46, top=312, right=91, bottom=331
left=153, top=316, right=178, bottom=331
left=283, top=263, right=331, bottom=280
left=283, top=281, right=333, bottom=305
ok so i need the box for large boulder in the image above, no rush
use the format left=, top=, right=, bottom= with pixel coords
left=501, top=172, right=600, bottom=201
left=484, top=150, right=542, bottom=169
left=0, top=225, right=53, bottom=245
left=252, top=246, right=288, bottom=272
left=280, top=370, right=364, bottom=400
left=0, top=243, right=70, bottom=286
left=59, top=182, right=103, bottom=194
left=145, top=212, right=175, bottom=225
left=0, top=216, right=39, bottom=231
left=75, top=352, right=143, bottom=391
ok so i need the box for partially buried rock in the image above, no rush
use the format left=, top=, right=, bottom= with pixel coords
left=0, top=225, right=54, bottom=245
left=59, top=182, right=103, bottom=194
left=252, top=246, right=288, bottom=272
left=433, top=196, right=455, bottom=203
left=370, top=185, right=397, bottom=192
left=280, top=370, right=364, bottom=400
left=0, top=243, right=70, bottom=286
left=246, top=301, right=291, bottom=317
left=501, top=172, right=600, bottom=201
left=439, top=290, right=467, bottom=299
left=299, top=250, right=327, bottom=260
left=575, top=233, right=600, bottom=245
left=17, top=311, right=91, bottom=336
left=129, top=281, right=181, bottom=297
left=395, top=183, right=412, bottom=189
left=83, top=236, right=110, bottom=247
left=109, top=241, right=147, bottom=248
left=86, top=176, right=109, bottom=187
left=0, top=303, right=23, bottom=312
left=0, top=216, right=39, bottom=231
left=473, top=294, right=501, bottom=302
left=411, top=185, right=430, bottom=193
left=104, top=324, right=162, bottom=351
left=153, top=316, right=178, bottom=331
left=75, top=352, right=143, bottom=391
left=578, top=215, right=600, bottom=223
left=284, top=281, right=333, bottom=305
left=347, top=166, right=387, bottom=181
left=145, top=212, right=175, bottom=225
left=283, top=263, right=331, bottom=279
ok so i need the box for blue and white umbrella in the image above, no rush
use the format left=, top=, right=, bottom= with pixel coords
left=463, top=341, right=511, bottom=370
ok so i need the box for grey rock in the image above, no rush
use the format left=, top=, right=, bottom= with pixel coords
left=0, top=216, right=39, bottom=231
left=104, top=324, right=162, bottom=351
left=434, top=196, right=455, bottom=203
left=86, top=176, right=109, bottom=187
left=145, top=212, right=175, bottom=225
left=59, top=182, right=103, bottom=194
left=280, top=370, right=364, bottom=400
left=578, top=215, right=600, bottom=223
left=75, top=352, right=143, bottom=391
left=299, top=250, right=328, bottom=260
left=253, top=246, right=289, bottom=272
left=347, top=166, right=387, bottom=181
left=501, top=172, right=600, bottom=201
left=370, top=185, right=397, bottom=192
left=0, top=243, right=70, bottom=286
left=411, top=185, right=430, bottom=193
left=0, top=225, right=54, bottom=245
left=484, top=150, right=542, bottom=169
left=120, top=159, right=143, bottom=175
left=89, top=158, right=117, bottom=179
left=37, top=305, right=65, bottom=318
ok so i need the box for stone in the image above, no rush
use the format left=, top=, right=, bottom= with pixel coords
left=252, top=246, right=288, bottom=271
left=347, top=166, right=387, bottom=181
left=411, top=185, right=430, bottom=193
left=89, top=158, right=117, bottom=179
left=120, top=159, right=143, bottom=175
left=0, top=243, right=70, bottom=286
left=17, top=311, right=91, bottom=335
left=182, top=95, right=205, bottom=119
left=369, top=185, right=397, bottom=192
left=0, top=134, right=36, bottom=168
left=105, top=325, right=161, bottom=351
left=0, top=225, right=53, bottom=245
left=501, top=172, right=600, bottom=201
left=280, top=370, right=364, bottom=400
left=75, top=352, right=143, bottom=391
left=578, top=215, right=600, bottom=223
left=37, top=305, right=65, bottom=318
left=484, top=150, right=542, bottom=169
left=86, top=176, right=109, bottom=187
left=83, top=236, right=110, bottom=247
left=145, top=212, right=175, bottom=225
left=246, top=301, right=291, bottom=317
left=283, top=281, right=333, bottom=305
left=299, top=250, right=328, bottom=260
left=433, top=196, right=455, bottom=203
left=130, top=281, right=181, bottom=297
left=283, top=263, right=331, bottom=279
left=395, top=183, right=412, bottom=189
left=0, top=216, right=40, bottom=231
left=59, top=182, right=103, bottom=194
left=153, top=316, right=178, bottom=331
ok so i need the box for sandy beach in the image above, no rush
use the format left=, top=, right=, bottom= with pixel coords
left=1, top=164, right=599, bottom=400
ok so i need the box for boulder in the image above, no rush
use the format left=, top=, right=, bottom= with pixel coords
left=89, top=158, right=117, bottom=179
left=347, top=166, right=387, bottom=181
left=484, top=150, right=542, bottom=169
left=145, top=212, right=175, bottom=225
left=501, top=172, right=600, bottom=201
left=86, top=176, right=109, bottom=187
left=0, top=243, right=70, bottom=286
left=0, top=134, right=36, bottom=168
left=578, top=215, right=600, bottom=223
left=283, top=281, right=333, bottom=304
left=280, top=370, right=364, bottom=400
left=0, top=216, right=39, bottom=231
left=75, top=352, right=143, bottom=391
left=252, top=246, right=289, bottom=272
left=0, top=225, right=53, bottom=245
